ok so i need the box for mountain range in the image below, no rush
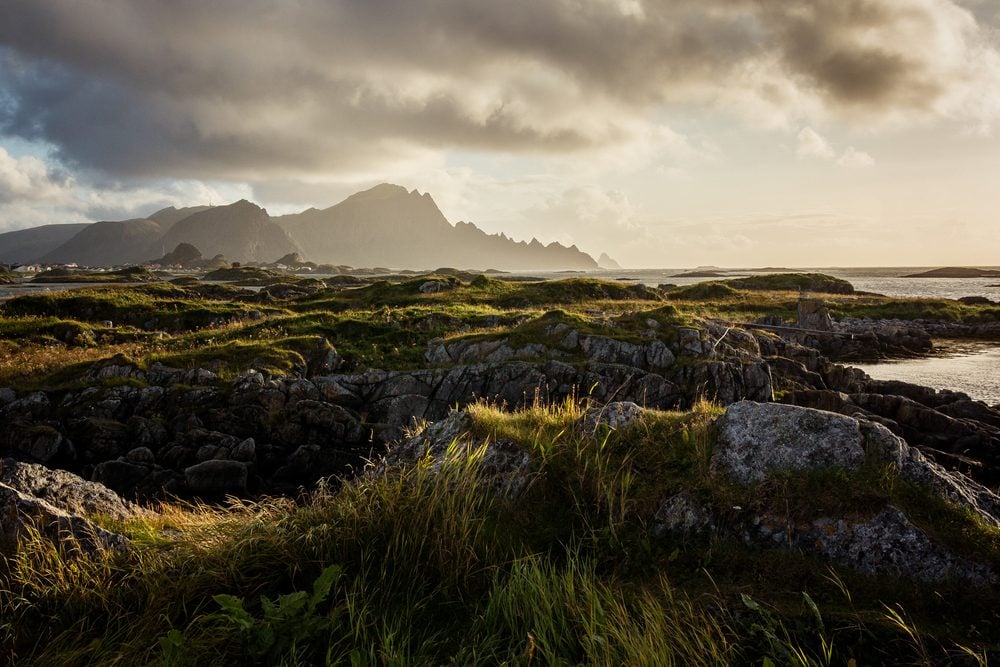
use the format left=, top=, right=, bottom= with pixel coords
left=0, top=184, right=607, bottom=271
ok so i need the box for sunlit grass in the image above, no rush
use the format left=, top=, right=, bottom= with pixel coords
left=2, top=398, right=997, bottom=664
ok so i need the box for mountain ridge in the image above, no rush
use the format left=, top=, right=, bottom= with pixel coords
left=0, top=224, right=91, bottom=264
left=276, top=184, right=598, bottom=270
left=3, top=184, right=601, bottom=270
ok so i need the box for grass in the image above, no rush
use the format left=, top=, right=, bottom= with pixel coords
left=0, top=275, right=674, bottom=387
left=2, top=271, right=999, bottom=394
left=3, top=272, right=1000, bottom=663
left=3, top=398, right=998, bottom=665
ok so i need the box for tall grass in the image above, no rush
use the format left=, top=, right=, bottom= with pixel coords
left=2, top=398, right=995, bottom=664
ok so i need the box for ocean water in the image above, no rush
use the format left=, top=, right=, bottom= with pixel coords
left=853, top=342, right=1000, bottom=406
left=544, top=268, right=1000, bottom=301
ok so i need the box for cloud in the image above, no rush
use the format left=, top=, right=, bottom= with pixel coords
left=795, top=127, right=875, bottom=167
left=796, top=127, right=837, bottom=160
left=0, top=146, right=252, bottom=232
left=836, top=146, right=876, bottom=168
left=507, top=186, right=641, bottom=253
left=0, top=0, right=997, bottom=182
left=0, top=146, right=69, bottom=203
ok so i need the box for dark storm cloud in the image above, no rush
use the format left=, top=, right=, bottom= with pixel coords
left=0, top=0, right=996, bottom=180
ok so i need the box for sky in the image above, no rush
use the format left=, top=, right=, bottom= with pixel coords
left=1, top=0, right=999, bottom=268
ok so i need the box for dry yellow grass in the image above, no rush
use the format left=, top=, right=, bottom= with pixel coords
left=0, top=342, right=146, bottom=386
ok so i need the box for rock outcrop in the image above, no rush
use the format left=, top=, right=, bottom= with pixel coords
left=1, top=458, right=139, bottom=521
left=0, top=459, right=133, bottom=554
left=660, top=401, right=1000, bottom=584
left=1, top=308, right=997, bottom=509
left=0, top=317, right=778, bottom=499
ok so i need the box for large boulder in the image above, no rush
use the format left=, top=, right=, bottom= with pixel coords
left=1, top=458, right=139, bottom=521
left=662, top=401, right=1000, bottom=583
left=0, top=483, right=130, bottom=553
left=0, top=460, right=134, bottom=553
left=712, top=401, right=865, bottom=484
left=184, top=460, right=248, bottom=497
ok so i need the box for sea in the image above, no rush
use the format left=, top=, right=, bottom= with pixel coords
left=2, top=267, right=999, bottom=404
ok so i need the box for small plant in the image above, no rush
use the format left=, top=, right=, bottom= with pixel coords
left=207, top=564, right=344, bottom=664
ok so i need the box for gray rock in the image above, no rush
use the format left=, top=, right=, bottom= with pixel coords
left=419, top=280, right=449, bottom=294
left=2, top=391, right=51, bottom=419
left=92, top=459, right=152, bottom=496
left=147, top=362, right=182, bottom=385
left=749, top=506, right=995, bottom=585
left=196, top=444, right=224, bottom=462
left=0, top=387, right=15, bottom=406
left=861, top=421, right=1000, bottom=527
left=2, top=423, right=70, bottom=464
left=653, top=494, right=715, bottom=537
left=236, top=369, right=266, bottom=389
left=645, top=341, right=676, bottom=370
left=580, top=335, right=645, bottom=367
left=86, top=363, right=146, bottom=380
left=382, top=411, right=534, bottom=498
left=584, top=401, right=647, bottom=432
left=298, top=338, right=342, bottom=375
left=0, top=481, right=129, bottom=553
left=313, top=377, right=362, bottom=406
left=232, top=438, right=257, bottom=462
left=677, top=328, right=707, bottom=357
left=126, top=446, right=156, bottom=464
left=712, top=401, right=865, bottom=484
left=181, top=368, right=218, bottom=385
left=184, top=460, right=248, bottom=496
left=797, top=298, right=833, bottom=331
left=1, top=458, right=138, bottom=521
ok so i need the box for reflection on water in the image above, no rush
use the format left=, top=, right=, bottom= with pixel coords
left=852, top=343, right=1000, bottom=406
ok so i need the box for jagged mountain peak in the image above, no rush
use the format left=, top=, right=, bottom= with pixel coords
left=598, top=252, right=623, bottom=270
left=228, top=199, right=266, bottom=213
left=20, top=184, right=599, bottom=271
left=277, top=186, right=598, bottom=270
left=342, top=183, right=412, bottom=204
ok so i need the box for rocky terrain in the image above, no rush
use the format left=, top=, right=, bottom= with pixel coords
left=3, top=295, right=997, bottom=500
left=4, top=272, right=1000, bottom=663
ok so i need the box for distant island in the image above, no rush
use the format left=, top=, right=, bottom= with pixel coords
left=902, top=267, right=1000, bottom=278
left=671, top=270, right=746, bottom=278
